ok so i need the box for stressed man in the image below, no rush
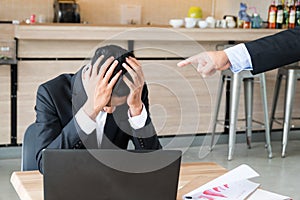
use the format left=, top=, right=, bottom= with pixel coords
left=25, top=45, right=161, bottom=172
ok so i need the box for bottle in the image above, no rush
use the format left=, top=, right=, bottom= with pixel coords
left=276, top=0, right=284, bottom=28
left=283, top=0, right=290, bottom=28
left=295, top=0, right=300, bottom=26
left=268, top=1, right=277, bottom=28
left=30, top=14, right=36, bottom=24
left=251, top=12, right=262, bottom=28
left=289, top=0, right=296, bottom=28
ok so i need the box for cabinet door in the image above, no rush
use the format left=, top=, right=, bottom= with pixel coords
left=17, top=61, right=83, bottom=143
left=0, top=65, right=11, bottom=144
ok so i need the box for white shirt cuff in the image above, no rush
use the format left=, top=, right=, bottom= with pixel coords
left=128, top=104, right=147, bottom=130
left=224, top=43, right=253, bottom=73
left=75, top=108, right=96, bottom=135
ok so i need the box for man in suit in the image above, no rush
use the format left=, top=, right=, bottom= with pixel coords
left=177, top=27, right=300, bottom=76
left=25, top=45, right=161, bottom=173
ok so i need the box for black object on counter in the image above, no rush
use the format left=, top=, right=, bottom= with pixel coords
left=0, top=21, right=13, bottom=24
left=53, top=0, right=81, bottom=23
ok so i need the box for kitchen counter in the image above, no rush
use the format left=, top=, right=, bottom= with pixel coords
left=13, top=23, right=286, bottom=141
left=15, top=24, right=283, bottom=41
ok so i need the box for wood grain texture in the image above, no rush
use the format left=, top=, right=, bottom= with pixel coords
left=0, top=65, right=11, bottom=144
left=0, top=24, right=15, bottom=40
left=15, top=25, right=282, bottom=42
left=18, top=40, right=127, bottom=58
left=17, top=61, right=82, bottom=143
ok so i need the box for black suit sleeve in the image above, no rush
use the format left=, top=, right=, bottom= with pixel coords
left=245, top=27, right=300, bottom=75
left=131, top=84, right=162, bottom=150
left=34, top=84, right=87, bottom=173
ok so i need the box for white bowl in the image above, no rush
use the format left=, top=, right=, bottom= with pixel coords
left=184, top=17, right=198, bottom=28
left=169, top=19, right=184, bottom=28
left=198, top=20, right=208, bottom=28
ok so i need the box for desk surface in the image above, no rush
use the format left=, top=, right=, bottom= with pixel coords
left=10, top=162, right=227, bottom=200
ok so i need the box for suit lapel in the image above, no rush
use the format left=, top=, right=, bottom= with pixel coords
left=71, top=67, right=87, bottom=114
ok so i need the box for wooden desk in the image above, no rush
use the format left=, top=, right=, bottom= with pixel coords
left=10, top=162, right=227, bottom=200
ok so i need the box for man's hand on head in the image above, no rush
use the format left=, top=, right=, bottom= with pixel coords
left=122, top=57, right=144, bottom=117
left=82, top=55, right=121, bottom=120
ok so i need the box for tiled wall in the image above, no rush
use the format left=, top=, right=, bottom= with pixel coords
left=0, top=0, right=270, bottom=25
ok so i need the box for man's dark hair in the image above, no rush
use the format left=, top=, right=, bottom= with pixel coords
left=91, top=45, right=134, bottom=97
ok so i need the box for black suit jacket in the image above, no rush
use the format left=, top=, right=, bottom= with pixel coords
left=245, top=27, right=300, bottom=75
left=27, top=68, right=161, bottom=172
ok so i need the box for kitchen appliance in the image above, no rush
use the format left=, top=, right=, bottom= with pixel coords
left=53, top=0, right=80, bottom=23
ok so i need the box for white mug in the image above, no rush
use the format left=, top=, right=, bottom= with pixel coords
left=206, top=16, right=215, bottom=28
left=184, top=17, right=197, bottom=28
left=221, top=19, right=227, bottom=28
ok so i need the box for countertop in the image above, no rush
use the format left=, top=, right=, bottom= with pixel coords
left=14, top=23, right=284, bottom=41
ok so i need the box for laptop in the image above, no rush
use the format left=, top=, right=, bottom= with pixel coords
left=43, top=149, right=182, bottom=200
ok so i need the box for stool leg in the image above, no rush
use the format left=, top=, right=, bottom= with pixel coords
left=260, top=73, right=273, bottom=159
left=228, top=73, right=241, bottom=161
left=270, top=72, right=283, bottom=132
left=210, top=75, right=225, bottom=150
left=243, top=78, right=253, bottom=149
left=282, top=70, right=297, bottom=158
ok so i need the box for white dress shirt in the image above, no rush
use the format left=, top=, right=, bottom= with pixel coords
left=224, top=43, right=253, bottom=73
left=75, top=105, right=147, bottom=147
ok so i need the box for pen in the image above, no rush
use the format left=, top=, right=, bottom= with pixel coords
left=185, top=196, right=212, bottom=200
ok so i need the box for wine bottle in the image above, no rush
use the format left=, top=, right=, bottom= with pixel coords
left=295, top=0, right=300, bottom=26
left=283, top=0, right=290, bottom=28
left=289, top=0, right=296, bottom=28
left=276, top=0, right=284, bottom=28
left=268, top=0, right=277, bottom=28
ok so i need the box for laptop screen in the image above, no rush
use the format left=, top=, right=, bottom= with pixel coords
left=43, top=149, right=182, bottom=200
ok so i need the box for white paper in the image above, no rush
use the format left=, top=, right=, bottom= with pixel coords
left=183, top=164, right=259, bottom=199
left=247, top=189, right=291, bottom=200
left=186, top=179, right=259, bottom=200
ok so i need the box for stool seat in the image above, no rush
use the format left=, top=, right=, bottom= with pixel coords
left=270, top=65, right=300, bottom=157
left=211, top=69, right=272, bottom=160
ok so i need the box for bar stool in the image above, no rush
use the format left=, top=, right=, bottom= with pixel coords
left=270, top=65, right=300, bottom=158
left=210, top=69, right=273, bottom=160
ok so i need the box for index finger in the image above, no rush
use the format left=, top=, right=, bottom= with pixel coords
left=177, top=59, right=191, bottom=67
left=177, top=54, right=202, bottom=67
